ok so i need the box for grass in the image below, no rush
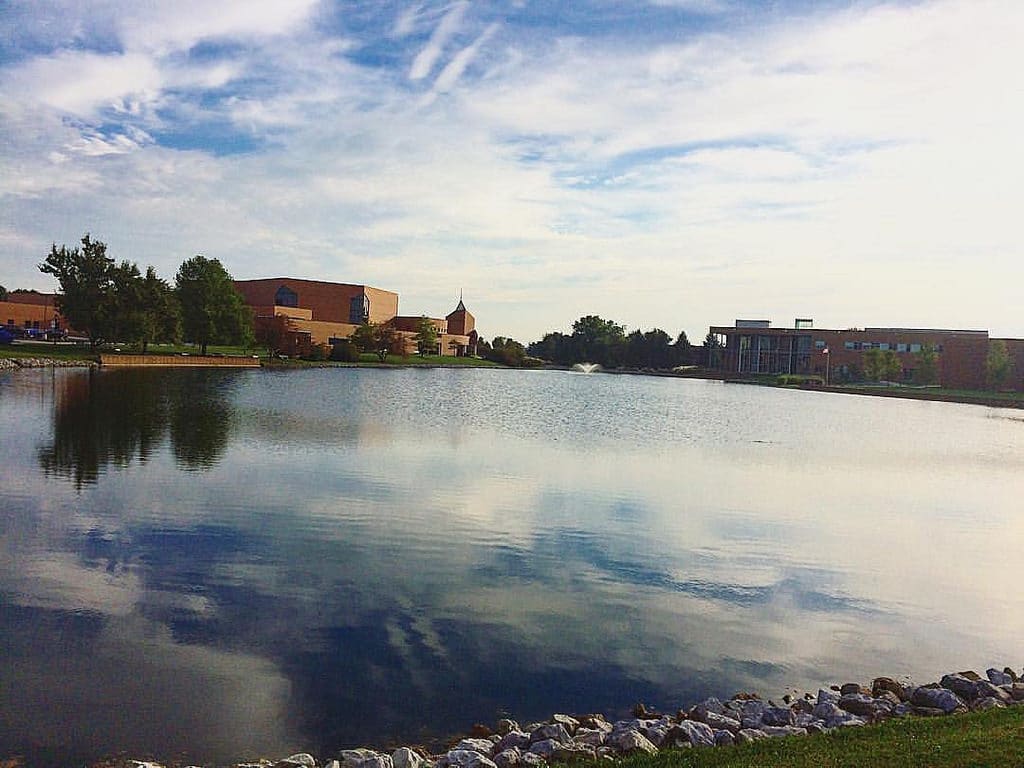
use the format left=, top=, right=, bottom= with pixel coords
left=562, top=707, right=1024, bottom=768
left=0, top=341, right=98, bottom=361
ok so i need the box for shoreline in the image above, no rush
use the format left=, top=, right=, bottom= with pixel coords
left=29, top=664, right=1023, bottom=768
left=3, top=352, right=1021, bottom=410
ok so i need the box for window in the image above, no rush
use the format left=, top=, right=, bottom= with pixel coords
left=349, top=294, right=370, bottom=324
left=935, top=344, right=944, bottom=352
left=910, top=343, right=921, bottom=353
left=844, top=341, right=855, bottom=350
left=879, top=342, right=890, bottom=351
left=274, top=285, right=299, bottom=307
left=814, top=339, right=826, bottom=349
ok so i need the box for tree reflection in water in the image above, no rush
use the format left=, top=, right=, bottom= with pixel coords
left=38, top=368, right=237, bottom=487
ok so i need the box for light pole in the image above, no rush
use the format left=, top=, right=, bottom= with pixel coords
left=823, top=347, right=830, bottom=386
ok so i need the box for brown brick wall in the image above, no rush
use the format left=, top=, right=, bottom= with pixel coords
left=235, top=278, right=399, bottom=324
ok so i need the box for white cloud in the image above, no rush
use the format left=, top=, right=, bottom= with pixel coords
left=408, top=0, right=469, bottom=81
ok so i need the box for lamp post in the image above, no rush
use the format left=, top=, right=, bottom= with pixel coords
left=823, top=347, right=830, bottom=386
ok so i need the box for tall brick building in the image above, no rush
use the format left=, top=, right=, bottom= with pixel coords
left=707, top=319, right=1024, bottom=391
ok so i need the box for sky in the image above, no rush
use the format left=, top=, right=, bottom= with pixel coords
left=1, top=0, right=1022, bottom=342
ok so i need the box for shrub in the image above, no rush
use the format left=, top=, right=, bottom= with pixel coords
left=329, top=340, right=360, bottom=362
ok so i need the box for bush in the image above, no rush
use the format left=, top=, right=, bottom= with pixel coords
left=329, top=340, right=360, bottom=362
left=304, top=343, right=329, bottom=362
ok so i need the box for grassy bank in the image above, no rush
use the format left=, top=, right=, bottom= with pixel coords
left=265, top=352, right=501, bottom=368
left=566, top=706, right=1024, bottom=768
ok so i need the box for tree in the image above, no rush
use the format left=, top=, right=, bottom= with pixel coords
left=350, top=322, right=399, bottom=362
left=39, top=234, right=122, bottom=348
left=672, top=331, right=691, bottom=367
left=986, top=340, right=1014, bottom=390
left=863, top=348, right=883, bottom=381
left=703, top=332, right=723, bottom=367
left=914, top=344, right=938, bottom=385
left=0, top=285, right=6, bottom=301
left=175, top=255, right=252, bottom=355
left=571, top=315, right=626, bottom=366
left=484, top=336, right=527, bottom=367
left=881, top=349, right=902, bottom=381
left=414, top=316, right=438, bottom=356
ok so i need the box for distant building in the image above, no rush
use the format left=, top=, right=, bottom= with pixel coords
left=707, top=318, right=1024, bottom=391
left=0, top=291, right=69, bottom=336
left=234, top=277, right=478, bottom=358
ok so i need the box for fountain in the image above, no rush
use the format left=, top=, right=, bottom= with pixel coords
left=572, top=362, right=602, bottom=373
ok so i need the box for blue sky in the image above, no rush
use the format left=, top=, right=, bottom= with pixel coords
left=1, top=0, right=1022, bottom=341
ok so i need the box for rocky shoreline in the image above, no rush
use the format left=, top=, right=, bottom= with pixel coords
left=0, top=356, right=96, bottom=369
left=103, top=665, right=1024, bottom=768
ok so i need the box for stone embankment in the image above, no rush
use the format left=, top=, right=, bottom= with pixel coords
left=121, top=666, right=1024, bottom=768
left=0, top=356, right=95, bottom=369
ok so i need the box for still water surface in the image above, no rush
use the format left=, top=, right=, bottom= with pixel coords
left=0, top=367, right=1021, bottom=764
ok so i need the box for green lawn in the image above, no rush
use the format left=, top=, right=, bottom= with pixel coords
left=266, top=352, right=500, bottom=367
left=561, top=707, right=1024, bottom=768
left=0, top=341, right=98, bottom=361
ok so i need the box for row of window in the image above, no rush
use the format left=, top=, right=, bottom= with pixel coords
left=836, top=341, right=941, bottom=353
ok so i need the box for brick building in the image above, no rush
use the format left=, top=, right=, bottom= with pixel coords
left=234, top=277, right=478, bottom=358
left=707, top=319, right=1024, bottom=391
left=1, top=291, right=69, bottom=336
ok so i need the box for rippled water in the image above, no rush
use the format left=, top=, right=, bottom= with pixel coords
left=1, top=367, right=1021, bottom=765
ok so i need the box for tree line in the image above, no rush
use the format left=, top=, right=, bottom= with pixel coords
left=38, top=234, right=252, bottom=353
left=524, top=315, right=695, bottom=369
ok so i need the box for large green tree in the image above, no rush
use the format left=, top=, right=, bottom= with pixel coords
left=39, top=234, right=121, bottom=349
left=175, top=255, right=252, bottom=354
left=137, top=266, right=180, bottom=353
left=414, top=316, right=438, bottom=355
left=0, top=285, right=6, bottom=301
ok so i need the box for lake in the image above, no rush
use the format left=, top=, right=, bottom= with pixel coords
left=1, top=366, right=1021, bottom=765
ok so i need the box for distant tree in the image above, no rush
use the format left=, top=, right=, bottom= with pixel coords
left=350, top=322, right=379, bottom=355
left=863, top=348, right=883, bottom=381
left=571, top=315, right=626, bottom=366
left=881, top=349, right=902, bottom=381
left=914, top=343, right=938, bottom=385
left=39, top=234, right=121, bottom=349
left=0, top=285, right=6, bottom=301
left=414, top=316, right=438, bottom=355
left=485, top=336, right=527, bottom=367
left=175, top=255, right=252, bottom=355
left=110, top=260, right=145, bottom=345
left=703, top=332, right=723, bottom=368
left=528, top=331, right=572, bottom=365
left=672, top=331, right=691, bottom=367
left=986, top=340, right=1014, bottom=390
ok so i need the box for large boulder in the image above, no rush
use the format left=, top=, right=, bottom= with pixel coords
left=761, top=726, right=808, bottom=738
left=440, top=751, right=496, bottom=768
left=670, top=721, right=715, bottom=748
left=276, top=756, right=317, bottom=768
left=838, top=693, right=888, bottom=719
left=529, top=724, right=570, bottom=745
left=339, top=751, right=391, bottom=768
left=987, top=669, right=1014, bottom=687
left=911, top=686, right=967, bottom=714
left=872, top=677, right=907, bottom=700
left=551, top=715, right=579, bottom=735
left=392, top=748, right=424, bottom=768
left=940, top=674, right=980, bottom=701
left=610, top=729, right=658, bottom=755
left=762, top=706, right=795, bottom=727
left=735, top=729, right=767, bottom=744
left=496, top=720, right=520, bottom=736
left=573, top=728, right=606, bottom=748
left=526, top=741, right=559, bottom=760
left=492, top=749, right=519, bottom=768
left=454, top=741, right=495, bottom=756
left=496, top=732, right=530, bottom=753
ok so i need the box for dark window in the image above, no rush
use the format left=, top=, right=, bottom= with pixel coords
left=349, top=294, right=370, bottom=324
left=275, top=285, right=299, bottom=307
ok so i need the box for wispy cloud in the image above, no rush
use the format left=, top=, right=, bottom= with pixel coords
left=408, top=0, right=469, bottom=81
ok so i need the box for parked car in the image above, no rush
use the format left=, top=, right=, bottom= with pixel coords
left=0, top=327, right=15, bottom=345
